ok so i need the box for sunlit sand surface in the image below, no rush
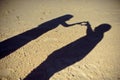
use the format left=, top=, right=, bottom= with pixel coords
left=0, top=0, right=120, bottom=80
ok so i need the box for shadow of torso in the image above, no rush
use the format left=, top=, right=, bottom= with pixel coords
left=45, top=32, right=103, bottom=75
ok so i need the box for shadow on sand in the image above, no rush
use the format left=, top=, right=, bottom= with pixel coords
left=23, top=22, right=111, bottom=80
left=0, top=14, right=77, bottom=59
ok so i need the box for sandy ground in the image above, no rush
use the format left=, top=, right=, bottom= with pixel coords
left=0, top=0, right=120, bottom=80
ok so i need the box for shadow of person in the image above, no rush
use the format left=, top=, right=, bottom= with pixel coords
left=0, top=14, right=77, bottom=59
left=23, top=22, right=111, bottom=80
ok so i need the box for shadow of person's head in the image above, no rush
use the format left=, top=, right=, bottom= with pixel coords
left=94, top=24, right=111, bottom=33
left=58, top=14, right=73, bottom=22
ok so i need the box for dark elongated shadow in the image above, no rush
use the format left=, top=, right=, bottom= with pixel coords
left=0, top=14, right=77, bottom=59
left=24, top=23, right=111, bottom=80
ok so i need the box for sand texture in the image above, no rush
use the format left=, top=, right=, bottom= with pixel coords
left=0, top=0, right=120, bottom=80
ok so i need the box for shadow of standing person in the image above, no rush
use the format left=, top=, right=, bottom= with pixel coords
left=24, top=22, right=111, bottom=80
left=0, top=14, right=77, bottom=59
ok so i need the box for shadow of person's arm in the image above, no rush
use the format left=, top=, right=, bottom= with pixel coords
left=84, top=21, right=94, bottom=35
left=61, top=22, right=77, bottom=27
left=61, top=21, right=87, bottom=27
left=67, top=21, right=94, bottom=34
